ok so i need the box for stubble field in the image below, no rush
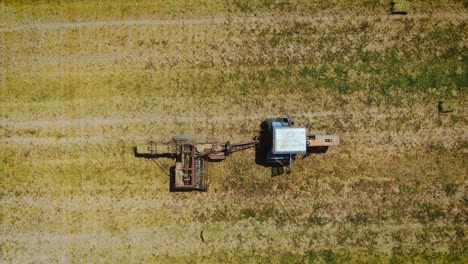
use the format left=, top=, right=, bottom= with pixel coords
left=0, top=0, right=467, bottom=263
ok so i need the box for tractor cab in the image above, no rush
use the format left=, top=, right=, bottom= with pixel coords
left=255, top=116, right=339, bottom=175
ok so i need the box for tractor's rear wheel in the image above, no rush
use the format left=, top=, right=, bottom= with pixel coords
left=172, top=134, right=192, bottom=142
left=391, top=0, right=409, bottom=14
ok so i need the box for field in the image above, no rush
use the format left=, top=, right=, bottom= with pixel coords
left=0, top=0, right=467, bottom=263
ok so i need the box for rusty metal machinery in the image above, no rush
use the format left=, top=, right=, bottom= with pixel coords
left=134, top=116, right=339, bottom=191
left=135, top=138, right=258, bottom=191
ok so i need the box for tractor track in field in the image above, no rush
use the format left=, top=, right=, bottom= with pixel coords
left=0, top=106, right=438, bottom=130
left=1, top=127, right=465, bottom=150
left=1, top=107, right=466, bottom=148
left=0, top=221, right=455, bottom=257
left=0, top=109, right=368, bottom=129
left=0, top=12, right=466, bottom=33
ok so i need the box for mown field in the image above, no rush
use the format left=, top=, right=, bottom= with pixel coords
left=0, top=0, right=467, bottom=263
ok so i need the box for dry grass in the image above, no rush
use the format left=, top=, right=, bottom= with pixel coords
left=0, top=0, right=467, bottom=263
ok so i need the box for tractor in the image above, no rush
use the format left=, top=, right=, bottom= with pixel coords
left=134, top=115, right=339, bottom=191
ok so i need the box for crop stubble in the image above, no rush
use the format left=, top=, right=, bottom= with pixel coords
left=0, top=1, right=467, bottom=263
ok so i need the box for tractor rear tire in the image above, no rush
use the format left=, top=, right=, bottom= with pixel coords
left=391, top=1, right=409, bottom=15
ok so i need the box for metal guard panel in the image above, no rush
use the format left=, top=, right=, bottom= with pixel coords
left=308, top=135, right=340, bottom=147
left=135, top=144, right=151, bottom=155
left=272, top=127, right=307, bottom=154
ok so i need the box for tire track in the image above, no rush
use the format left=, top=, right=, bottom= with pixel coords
left=1, top=127, right=465, bottom=148
left=0, top=12, right=465, bottom=33
left=0, top=110, right=352, bottom=129
left=0, top=107, right=422, bottom=129
left=3, top=107, right=465, bottom=147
